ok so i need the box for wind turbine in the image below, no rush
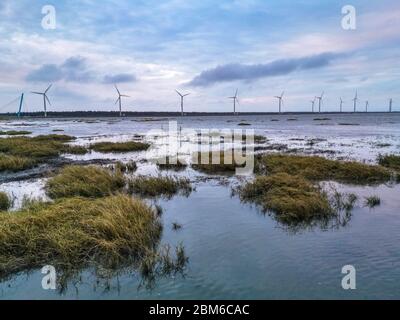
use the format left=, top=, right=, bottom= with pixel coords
left=316, top=91, right=324, bottom=113
left=115, top=85, right=129, bottom=117
left=176, top=90, right=190, bottom=116
left=365, top=100, right=369, bottom=113
left=389, top=98, right=393, bottom=112
left=310, top=97, right=316, bottom=113
left=274, top=91, right=284, bottom=113
left=340, top=97, right=344, bottom=113
left=228, top=89, right=239, bottom=115
left=31, top=84, right=52, bottom=118
left=17, top=93, right=24, bottom=118
left=352, top=90, right=358, bottom=113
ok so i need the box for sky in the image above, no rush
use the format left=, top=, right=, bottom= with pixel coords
left=0, top=0, right=399, bottom=113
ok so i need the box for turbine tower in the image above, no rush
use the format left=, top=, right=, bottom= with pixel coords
left=310, top=97, right=316, bottom=113
left=353, top=90, right=358, bottom=113
left=176, top=90, right=190, bottom=117
left=365, top=100, right=369, bottom=113
left=17, top=93, right=24, bottom=118
left=228, top=89, right=239, bottom=115
left=340, top=98, right=344, bottom=113
left=115, top=85, right=130, bottom=117
left=316, top=91, right=324, bottom=113
left=389, top=98, right=393, bottom=112
left=31, top=84, right=52, bottom=118
left=274, top=91, right=284, bottom=113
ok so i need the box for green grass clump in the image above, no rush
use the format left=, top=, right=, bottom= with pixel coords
left=128, top=175, right=193, bottom=198
left=0, top=155, right=37, bottom=172
left=62, top=145, right=88, bottom=155
left=238, top=173, right=333, bottom=223
left=378, top=154, right=400, bottom=171
left=191, top=151, right=246, bottom=174
left=0, top=135, right=79, bottom=172
left=365, top=196, right=381, bottom=208
left=157, top=157, right=188, bottom=171
left=115, top=161, right=137, bottom=173
left=45, top=165, right=126, bottom=199
left=255, top=154, right=392, bottom=185
left=0, top=193, right=11, bottom=211
left=0, top=195, right=162, bottom=280
left=0, top=131, right=32, bottom=136
left=90, top=141, right=150, bottom=153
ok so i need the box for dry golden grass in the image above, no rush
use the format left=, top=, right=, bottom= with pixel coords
left=0, top=195, right=162, bottom=280
left=90, top=141, right=150, bottom=153
left=45, top=165, right=126, bottom=199
left=238, top=173, right=333, bottom=224
left=255, top=154, right=392, bottom=185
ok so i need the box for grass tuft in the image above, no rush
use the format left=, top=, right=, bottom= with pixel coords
left=238, top=173, right=333, bottom=224
left=128, top=175, right=193, bottom=199
left=378, top=154, right=400, bottom=171
left=0, top=131, right=31, bottom=136
left=0, top=155, right=37, bottom=172
left=255, top=154, right=392, bottom=185
left=191, top=151, right=246, bottom=174
left=156, top=157, right=188, bottom=171
left=45, top=165, right=126, bottom=199
left=365, top=196, right=381, bottom=208
left=0, top=192, right=11, bottom=211
left=0, top=195, right=162, bottom=281
left=90, top=141, right=150, bottom=153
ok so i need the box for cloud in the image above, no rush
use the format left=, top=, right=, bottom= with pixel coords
left=26, top=56, right=93, bottom=83
left=188, top=52, right=347, bottom=86
left=103, top=73, right=137, bottom=84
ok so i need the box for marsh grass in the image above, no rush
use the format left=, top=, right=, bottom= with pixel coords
left=0, top=195, right=163, bottom=283
left=90, top=141, right=150, bottom=153
left=0, top=135, right=78, bottom=172
left=191, top=151, right=246, bottom=174
left=45, top=165, right=126, bottom=199
left=365, top=196, right=381, bottom=208
left=0, top=154, right=37, bottom=172
left=128, top=175, right=193, bottom=199
left=0, top=130, right=32, bottom=136
left=114, top=161, right=137, bottom=173
left=156, top=157, right=188, bottom=171
left=255, top=154, right=392, bottom=185
left=0, top=192, right=11, bottom=211
left=238, top=173, right=333, bottom=224
left=63, top=145, right=88, bottom=155
left=378, top=154, right=400, bottom=171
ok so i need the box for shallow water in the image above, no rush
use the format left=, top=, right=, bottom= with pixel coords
left=1, top=113, right=400, bottom=299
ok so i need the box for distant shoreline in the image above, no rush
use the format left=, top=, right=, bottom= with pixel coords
left=0, top=111, right=398, bottom=119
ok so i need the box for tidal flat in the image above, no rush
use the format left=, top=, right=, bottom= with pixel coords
left=0, top=113, right=400, bottom=299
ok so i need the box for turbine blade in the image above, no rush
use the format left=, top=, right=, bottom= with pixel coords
left=183, top=93, right=190, bottom=97
left=45, top=95, right=51, bottom=106
left=31, top=92, right=43, bottom=95
left=45, top=84, right=52, bottom=93
left=115, top=85, right=121, bottom=95
left=176, top=90, right=183, bottom=97
left=115, top=98, right=120, bottom=105
left=235, top=89, right=238, bottom=98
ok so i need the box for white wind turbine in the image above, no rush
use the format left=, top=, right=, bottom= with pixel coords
left=340, top=97, right=344, bottom=113
left=115, top=85, right=130, bottom=117
left=316, top=91, right=324, bottom=113
left=274, top=91, right=284, bottom=113
left=365, top=100, right=369, bottom=112
left=31, top=84, right=52, bottom=118
left=228, top=89, right=239, bottom=115
left=389, top=98, right=393, bottom=112
left=310, top=97, right=316, bottom=113
left=176, top=90, right=190, bottom=116
left=353, top=90, right=358, bottom=113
